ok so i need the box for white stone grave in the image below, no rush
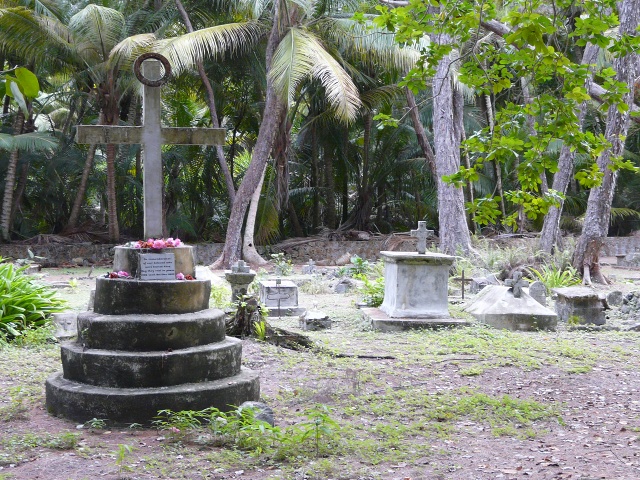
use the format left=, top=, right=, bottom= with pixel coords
left=259, top=279, right=306, bottom=317
left=363, top=222, right=469, bottom=331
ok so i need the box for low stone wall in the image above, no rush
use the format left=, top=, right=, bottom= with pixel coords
left=0, top=236, right=417, bottom=267
left=601, top=236, right=640, bottom=256
left=3, top=235, right=637, bottom=267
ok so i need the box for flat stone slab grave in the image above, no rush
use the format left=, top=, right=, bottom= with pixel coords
left=259, top=279, right=306, bottom=316
left=465, top=285, right=557, bottom=331
left=552, top=286, right=605, bottom=325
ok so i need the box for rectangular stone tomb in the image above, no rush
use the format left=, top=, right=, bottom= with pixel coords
left=139, top=252, right=176, bottom=280
left=259, top=280, right=305, bottom=316
left=552, top=286, right=605, bottom=325
left=379, top=251, right=453, bottom=319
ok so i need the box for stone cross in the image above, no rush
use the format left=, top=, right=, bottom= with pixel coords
left=505, top=271, right=529, bottom=298
left=410, top=221, right=434, bottom=254
left=232, top=260, right=251, bottom=273
left=76, top=53, right=225, bottom=239
left=302, top=259, right=316, bottom=274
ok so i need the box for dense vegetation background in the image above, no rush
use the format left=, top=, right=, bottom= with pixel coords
left=0, top=0, right=638, bottom=274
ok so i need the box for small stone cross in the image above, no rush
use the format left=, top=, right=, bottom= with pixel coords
left=410, top=221, right=434, bottom=255
left=505, top=271, right=529, bottom=298
left=76, top=53, right=225, bottom=239
left=231, top=260, right=250, bottom=273
left=302, top=259, right=316, bottom=274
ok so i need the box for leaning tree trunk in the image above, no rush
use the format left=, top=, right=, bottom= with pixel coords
left=242, top=164, right=269, bottom=266
left=0, top=110, right=25, bottom=242
left=175, top=0, right=236, bottom=205
left=539, top=43, right=599, bottom=254
left=431, top=31, right=472, bottom=255
left=405, top=87, right=436, bottom=176
left=573, top=0, right=640, bottom=283
left=216, top=3, right=285, bottom=268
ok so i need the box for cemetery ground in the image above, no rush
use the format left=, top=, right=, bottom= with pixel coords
left=2, top=253, right=640, bottom=479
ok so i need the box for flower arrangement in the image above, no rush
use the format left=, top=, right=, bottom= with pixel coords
left=176, top=273, right=194, bottom=280
left=124, top=237, right=183, bottom=250
left=106, top=271, right=132, bottom=279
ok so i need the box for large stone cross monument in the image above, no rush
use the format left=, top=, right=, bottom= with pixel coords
left=76, top=53, right=225, bottom=239
left=47, top=54, right=259, bottom=424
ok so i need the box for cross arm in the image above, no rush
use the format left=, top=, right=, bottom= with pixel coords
left=76, top=125, right=226, bottom=145
left=76, top=125, right=142, bottom=144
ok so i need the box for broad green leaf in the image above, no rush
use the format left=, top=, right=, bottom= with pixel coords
left=14, top=67, right=39, bottom=99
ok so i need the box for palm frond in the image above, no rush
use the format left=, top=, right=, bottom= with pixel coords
left=322, top=17, right=424, bottom=73
left=610, top=207, right=640, bottom=223
left=235, top=0, right=271, bottom=20
left=0, top=132, right=58, bottom=151
left=109, top=33, right=157, bottom=72
left=69, top=4, right=125, bottom=63
left=270, top=27, right=361, bottom=122
left=157, top=21, right=265, bottom=75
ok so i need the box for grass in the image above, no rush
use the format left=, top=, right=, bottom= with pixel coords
left=1, top=252, right=639, bottom=478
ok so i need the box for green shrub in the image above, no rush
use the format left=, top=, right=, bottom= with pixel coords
left=271, top=253, right=293, bottom=276
left=528, top=264, right=581, bottom=293
left=210, top=283, right=231, bottom=309
left=356, top=275, right=385, bottom=307
left=0, top=260, right=67, bottom=342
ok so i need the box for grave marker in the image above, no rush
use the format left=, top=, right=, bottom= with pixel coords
left=505, top=271, right=529, bottom=298
left=410, top=221, right=434, bottom=254
left=76, top=53, right=225, bottom=239
left=139, top=252, right=176, bottom=280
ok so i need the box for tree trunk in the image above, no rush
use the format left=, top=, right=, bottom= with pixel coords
left=573, top=0, right=640, bottom=281
left=352, top=112, right=373, bottom=230
left=0, top=110, right=25, bottom=242
left=484, top=93, right=506, bottom=223
left=311, top=122, right=320, bottom=230
left=242, top=164, right=269, bottom=266
left=175, top=0, right=236, bottom=205
left=216, top=3, right=285, bottom=268
left=65, top=144, right=98, bottom=232
left=405, top=87, right=436, bottom=176
left=431, top=30, right=472, bottom=255
left=539, top=43, right=599, bottom=253
left=323, top=148, right=337, bottom=229
left=10, top=160, right=29, bottom=232
left=105, top=142, right=120, bottom=242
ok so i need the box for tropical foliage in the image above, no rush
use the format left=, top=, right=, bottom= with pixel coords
left=0, top=258, right=67, bottom=342
left=0, top=0, right=638, bottom=274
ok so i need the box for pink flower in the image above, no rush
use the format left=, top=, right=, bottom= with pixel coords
left=117, top=271, right=131, bottom=278
left=133, top=243, right=141, bottom=249
left=152, top=239, right=165, bottom=249
left=174, top=238, right=182, bottom=247
left=176, top=272, right=185, bottom=280
left=165, top=238, right=175, bottom=247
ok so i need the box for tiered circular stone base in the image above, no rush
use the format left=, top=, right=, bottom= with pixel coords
left=46, top=368, right=260, bottom=424
left=46, top=248, right=260, bottom=424
left=93, top=277, right=211, bottom=315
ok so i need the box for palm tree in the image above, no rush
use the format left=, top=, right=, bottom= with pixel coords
left=0, top=3, right=149, bottom=241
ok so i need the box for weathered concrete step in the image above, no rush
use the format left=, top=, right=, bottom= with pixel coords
left=45, top=367, right=260, bottom=424
left=362, top=307, right=471, bottom=332
left=61, top=337, right=242, bottom=388
left=77, top=309, right=225, bottom=351
left=93, top=277, right=211, bottom=315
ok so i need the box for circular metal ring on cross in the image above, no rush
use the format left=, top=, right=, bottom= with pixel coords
left=133, top=53, right=172, bottom=87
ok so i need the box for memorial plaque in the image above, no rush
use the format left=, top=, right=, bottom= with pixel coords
left=139, top=253, right=176, bottom=280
